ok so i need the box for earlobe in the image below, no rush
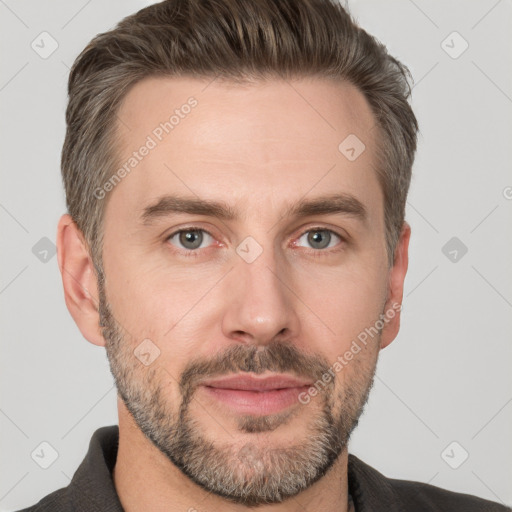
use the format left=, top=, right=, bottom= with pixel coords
left=57, top=214, right=105, bottom=347
left=380, top=222, right=411, bottom=349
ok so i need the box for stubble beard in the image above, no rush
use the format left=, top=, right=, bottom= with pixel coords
left=99, top=285, right=378, bottom=506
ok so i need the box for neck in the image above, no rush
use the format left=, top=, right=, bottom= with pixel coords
left=113, top=399, right=351, bottom=512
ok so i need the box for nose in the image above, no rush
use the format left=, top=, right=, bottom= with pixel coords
left=221, top=246, right=301, bottom=347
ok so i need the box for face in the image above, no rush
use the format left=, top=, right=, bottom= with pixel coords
left=89, top=76, right=405, bottom=505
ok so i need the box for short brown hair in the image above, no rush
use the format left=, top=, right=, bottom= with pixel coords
left=62, top=0, right=418, bottom=272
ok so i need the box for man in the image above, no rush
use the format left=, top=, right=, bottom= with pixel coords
left=18, top=0, right=509, bottom=511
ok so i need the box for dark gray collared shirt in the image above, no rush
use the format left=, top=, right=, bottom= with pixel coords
left=16, top=425, right=510, bottom=512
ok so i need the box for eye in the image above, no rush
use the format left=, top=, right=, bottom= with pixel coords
left=167, top=228, right=215, bottom=251
left=295, top=228, right=343, bottom=251
left=165, top=226, right=344, bottom=256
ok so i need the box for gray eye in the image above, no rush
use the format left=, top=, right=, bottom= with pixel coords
left=297, top=229, right=341, bottom=250
left=168, top=229, right=213, bottom=250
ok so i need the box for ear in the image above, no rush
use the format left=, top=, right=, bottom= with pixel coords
left=57, top=214, right=105, bottom=347
left=380, top=222, right=411, bottom=349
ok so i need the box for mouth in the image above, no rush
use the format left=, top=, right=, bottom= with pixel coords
left=199, top=373, right=312, bottom=415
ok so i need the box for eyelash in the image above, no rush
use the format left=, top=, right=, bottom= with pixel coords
left=165, top=226, right=346, bottom=258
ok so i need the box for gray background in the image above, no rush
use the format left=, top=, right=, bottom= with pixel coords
left=1, top=0, right=511, bottom=510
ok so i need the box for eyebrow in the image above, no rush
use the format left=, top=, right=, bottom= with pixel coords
left=141, top=193, right=367, bottom=225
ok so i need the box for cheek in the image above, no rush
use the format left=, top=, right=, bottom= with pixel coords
left=102, top=243, right=204, bottom=332
left=103, top=267, right=223, bottom=385
left=295, top=263, right=387, bottom=326
left=290, top=265, right=388, bottom=378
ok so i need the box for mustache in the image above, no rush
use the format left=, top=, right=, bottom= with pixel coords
left=179, top=340, right=332, bottom=401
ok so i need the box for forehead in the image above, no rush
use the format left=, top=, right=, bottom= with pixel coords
left=109, top=75, right=381, bottom=223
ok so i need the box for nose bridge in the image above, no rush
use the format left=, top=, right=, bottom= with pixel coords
left=244, top=247, right=284, bottom=303
left=222, top=235, right=299, bottom=344
left=240, top=239, right=288, bottom=317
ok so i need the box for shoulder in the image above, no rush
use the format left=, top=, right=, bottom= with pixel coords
left=389, top=476, right=510, bottom=511
left=13, top=425, right=121, bottom=512
left=348, top=454, right=510, bottom=512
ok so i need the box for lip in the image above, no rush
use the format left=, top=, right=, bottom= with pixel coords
left=201, top=373, right=313, bottom=391
left=199, top=373, right=312, bottom=416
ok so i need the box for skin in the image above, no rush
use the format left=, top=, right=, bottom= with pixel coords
left=57, top=76, right=410, bottom=512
